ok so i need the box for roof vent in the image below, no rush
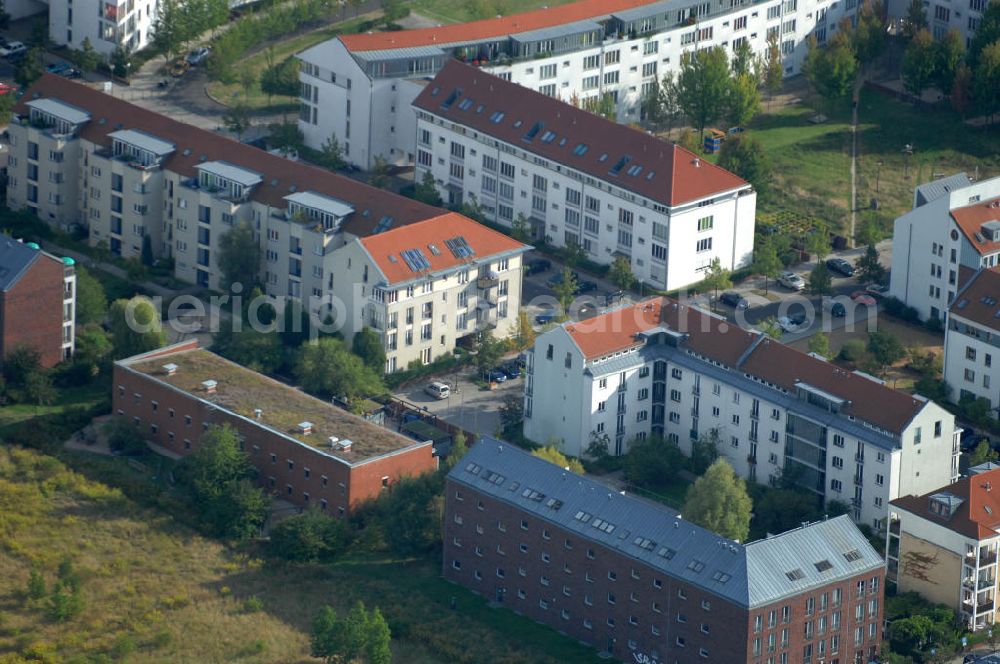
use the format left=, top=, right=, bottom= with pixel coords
left=201, top=379, right=217, bottom=393
left=162, top=363, right=178, bottom=376
left=336, top=439, right=353, bottom=451
left=693, top=158, right=700, bottom=167
left=254, top=408, right=262, bottom=420
left=328, top=436, right=339, bottom=447
left=298, top=421, right=314, bottom=435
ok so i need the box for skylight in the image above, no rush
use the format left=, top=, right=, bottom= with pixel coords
left=609, top=155, right=632, bottom=176
left=401, top=248, right=431, bottom=272
left=465, top=462, right=482, bottom=474
left=657, top=546, right=676, bottom=560
left=540, top=130, right=557, bottom=143
left=626, top=164, right=643, bottom=177
left=441, top=88, right=461, bottom=110
left=598, top=153, right=609, bottom=162
left=445, top=236, right=475, bottom=258
left=712, top=571, right=731, bottom=583
left=645, top=171, right=656, bottom=180
left=814, top=560, right=833, bottom=573
left=687, top=560, right=705, bottom=573
left=457, top=98, right=474, bottom=111
left=428, top=243, right=441, bottom=256
left=785, top=569, right=805, bottom=581
left=523, top=121, right=542, bottom=141
left=489, top=111, right=505, bottom=123
left=573, top=144, right=589, bottom=156
left=843, top=549, right=862, bottom=563
left=513, top=120, right=523, bottom=128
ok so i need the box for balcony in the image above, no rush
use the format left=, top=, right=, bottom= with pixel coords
left=854, top=475, right=864, bottom=486
left=477, top=275, right=499, bottom=290
left=983, top=551, right=999, bottom=566
left=964, top=599, right=996, bottom=614
left=855, top=453, right=865, bottom=463
left=889, top=520, right=900, bottom=535
left=748, top=455, right=757, bottom=465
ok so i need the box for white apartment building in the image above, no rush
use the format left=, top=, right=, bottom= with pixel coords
left=329, top=212, right=529, bottom=372
left=890, top=173, right=1000, bottom=321
left=412, top=61, right=755, bottom=291
left=887, top=0, right=990, bottom=45
left=524, top=297, right=960, bottom=531
left=888, top=465, right=1000, bottom=630
left=47, top=0, right=158, bottom=56
left=944, top=267, right=1000, bottom=416
left=4, top=77, right=527, bottom=365
left=297, top=0, right=860, bottom=168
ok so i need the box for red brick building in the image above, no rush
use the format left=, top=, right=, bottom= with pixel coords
left=113, top=341, right=437, bottom=514
left=445, top=438, right=885, bottom=664
left=0, top=235, right=76, bottom=368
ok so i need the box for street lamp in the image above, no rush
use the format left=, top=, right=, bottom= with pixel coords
left=876, top=160, right=884, bottom=193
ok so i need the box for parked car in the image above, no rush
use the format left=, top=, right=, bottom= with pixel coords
left=824, top=301, right=847, bottom=318
left=526, top=258, right=551, bottom=275
left=515, top=353, right=528, bottom=369
left=776, top=313, right=807, bottom=333
left=851, top=290, right=877, bottom=306
left=0, top=83, right=14, bottom=96
left=46, top=62, right=71, bottom=75
left=865, top=283, right=889, bottom=298
left=534, top=312, right=556, bottom=325
left=4, top=42, right=27, bottom=60
left=485, top=368, right=507, bottom=383
left=424, top=382, right=450, bottom=400
left=577, top=280, right=598, bottom=294
left=825, top=257, right=856, bottom=277
left=186, top=47, right=211, bottom=66
left=778, top=271, right=805, bottom=291
left=501, top=362, right=522, bottom=379
left=719, top=291, right=749, bottom=310
left=604, top=290, right=625, bottom=306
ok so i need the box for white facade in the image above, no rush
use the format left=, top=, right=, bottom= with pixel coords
left=525, top=298, right=960, bottom=532
left=890, top=174, right=1000, bottom=321
left=46, top=0, right=157, bottom=55
left=298, top=0, right=860, bottom=168
left=887, top=0, right=989, bottom=46
left=943, top=268, right=1000, bottom=415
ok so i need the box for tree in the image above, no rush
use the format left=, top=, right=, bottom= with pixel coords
left=752, top=488, right=823, bottom=537
left=623, top=435, right=684, bottom=491
left=608, top=256, right=636, bottom=291
left=683, top=458, right=752, bottom=541
left=103, top=415, right=147, bottom=454
left=853, top=0, right=887, bottom=66
left=689, top=428, right=721, bottom=475
left=700, top=258, right=732, bottom=311
left=583, top=92, right=616, bottom=120
left=108, top=296, right=166, bottom=359
left=311, top=605, right=342, bottom=663
left=77, top=38, right=99, bottom=72
left=0, top=0, right=8, bottom=30
left=27, top=568, right=46, bottom=600
left=268, top=122, right=302, bottom=155
left=2, top=344, right=41, bottom=387
left=752, top=235, right=782, bottom=293
left=727, top=72, right=761, bottom=128
left=222, top=102, right=252, bottom=141
left=217, top=222, right=262, bottom=291
left=378, top=474, right=443, bottom=555
left=806, top=221, right=831, bottom=260
left=641, top=74, right=667, bottom=129
left=758, top=317, right=783, bottom=339
left=213, top=326, right=283, bottom=374
left=969, top=0, right=1000, bottom=68
left=445, top=431, right=469, bottom=470
left=15, top=47, right=44, bottom=87
left=270, top=509, right=353, bottom=562
left=475, top=329, right=504, bottom=374
left=351, top=328, right=386, bottom=374
left=47, top=581, right=84, bottom=622
left=552, top=267, right=577, bottom=320
left=676, top=47, right=731, bottom=136
left=902, top=29, right=936, bottom=97
left=74, top=267, right=108, bottom=326
left=974, top=39, right=1000, bottom=120
left=802, top=34, right=858, bottom=109
left=731, top=39, right=754, bottom=77
left=152, top=0, right=187, bottom=63
left=510, top=212, right=530, bottom=242
left=24, top=370, right=55, bottom=406
left=903, top=0, right=928, bottom=40
left=365, top=608, right=392, bottom=664
left=370, top=156, right=391, bottom=189
left=762, top=33, right=784, bottom=106
left=413, top=170, right=442, bottom=206
left=318, top=135, right=346, bottom=171
left=970, top=440, right=999, bottom=467
left=808, top=331, right=831, bottom=358
left=867, top=330, right=906, bottom=372
left=808, top=262, right=832, bottom=295
left=499, top=392, right=524, bottom=431
left=183, top=424, right=270, bottom=539
left=260, top=55, right=300, bottom=102
left=381, top=0, right=408, bottom=23
left=856, top=244, right=886, bottom=284
left=951, top=63, right=973, bottom=116
left=110, top=47, right=130, bottom=79
left=718, top=135, right=773, bottom=200
left=532, top=446, right=584, bottom=474
left=515, top=309, right=535, bottom=350
left=295, top=338, right=386, bottom=400
left=935, top=28, right=965, bottom=93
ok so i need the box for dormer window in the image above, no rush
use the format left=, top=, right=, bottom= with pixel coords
left=285, top=191, right=354, bottom=233
left=108, top=129, right=175, bottom=169
left=195, top=161, right=262, bottom=202
left=25, top=98, right=91, bottom=136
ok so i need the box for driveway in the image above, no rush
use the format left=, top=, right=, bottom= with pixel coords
left=392, top=371, right=524, bottom=438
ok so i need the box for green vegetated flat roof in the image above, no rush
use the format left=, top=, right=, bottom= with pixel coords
left=402, top=419, right=451, bottom=442
left=129, top=348, right=422, bottom=463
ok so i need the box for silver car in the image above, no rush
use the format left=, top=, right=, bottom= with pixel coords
left=778, top=271, right=805, bottom=291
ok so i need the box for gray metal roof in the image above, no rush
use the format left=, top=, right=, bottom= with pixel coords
left=510, top=18, right=603, bottom=43
left=284, top=191, right=355, bottom=217
left=25, top=97, right=91, bottom=125
left=611, top=0, right=676, bottom=22
left=108, top=129, right=176, bottom=156
left=915, top=172, right=970, bottom=205
left=351, top=45, right=446, bottom=61
left=452, top=437, right=882, bottom=608
left=195, top=160, right=263, bottom=187
left=0, top=235, right=41, bottom=292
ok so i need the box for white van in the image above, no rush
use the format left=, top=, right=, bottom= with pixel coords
left=425, top=382, right=451, bottom=400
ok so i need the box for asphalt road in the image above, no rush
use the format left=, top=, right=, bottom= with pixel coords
left=392, top=371, right=523, bottom=438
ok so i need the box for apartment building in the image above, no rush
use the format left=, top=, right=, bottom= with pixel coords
left=113, top=340, right=438, bottom=513
left=297, top=0, right=860, bottom=169
left=524, top=297, right=960, bottom=531
left=888, top=465, right=1000, bottom=630
left=412, top=62, right=754, bottom=291
left=4, top=78, right=528, bottom=359
left=446, top=437, right=885, bottom=663
left=889, top=173, right=1000, bottom=322
left=887, top=0, right=989, bottom=45
left=0, top=235, right=76, bottom=367
left=943, top=267, right=1000, bottom=417
left=328, top=212, right=529, bottom=373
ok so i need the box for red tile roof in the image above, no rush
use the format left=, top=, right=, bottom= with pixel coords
left=16, top=75, right=441, bottom=236
left=950, top=196, right=1000, bottom=256
left=950, top=267, right=1000, bottom=331
left=564, top=297, right=926, bottom=433
left=358, top=212, right=529, bottom=285
left=413, top=62, right=749, bottom=207
left=891, top=468, right=1000, bottom=540
left=340, top=0, right=662, bottom=52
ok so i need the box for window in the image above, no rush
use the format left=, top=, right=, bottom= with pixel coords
left=696, top=238, right=713, bottom=252
left=697, top=216, right=714, bottom=231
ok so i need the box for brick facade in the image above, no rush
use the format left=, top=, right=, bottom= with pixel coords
left=0, top=253, right=67, bottom=368
left=443, top=477, right=885, bottom=664
left=112, top=356, right=437, bottom=514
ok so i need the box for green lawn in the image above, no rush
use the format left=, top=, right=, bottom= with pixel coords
left=407, top=0, right=581, bottom=25
left=0, top=382, right=107, bottom=437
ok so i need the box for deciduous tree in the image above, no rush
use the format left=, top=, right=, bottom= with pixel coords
left=718, top=135, right=773, bottom=200
left=74, top=266, right=108, bottom=325
left=762, top=33, right=784, bottom=106
left=802, top=34, right=858, bottom=110
left=218, top=221, right=262, bottom=290
left=808, top=262, right=833, bottom=295
left=413, top=170, right=442, bottom=206
left=700, top=258, right=732, bottom=311
left=624, top=435, right=684, bottom=491
left=903, top=0, right=927, bottom=40
left=856, top=244, right=886, bottom=284
left=270, top=509, right=353, bottom=561
left=676, top=46, right=731, bottom=136
left=808, top=331, right=831, bottom=358
left=108, top=296, right=166, bottom=359
left=352, top=328, right=386, bottom=373
left=902, top=29, right=936, bottom=97
left=295, top=337, right=386, bottom=400
left=608, top=256, right=636, bottom=291
left=727, top=72, right=761, bottom=128
left=683, top=458, right=752, bottom=541
left=532, top=446, right=584, bottom=473
left=752, top=235, right=782, bottom=293
left=935, top=28, right=965, bottom=93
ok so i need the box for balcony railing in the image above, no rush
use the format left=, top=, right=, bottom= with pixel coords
left=889, top=520, right=900, bottom=535
left=982, top=551, right=998, bottom=566
left=477, top=276, right=499, bottom=290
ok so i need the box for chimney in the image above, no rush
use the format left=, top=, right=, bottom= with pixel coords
left=336, top=439, right=353, bottom=451
left=987, top=482, right=992, bottom=492
left=693, top=158, right=700, bottom=168
left=254, top=408, right=262, bottom=420
left=328, top=436, right=339, bottom=448
left=201, top=379, right=217, bottom=393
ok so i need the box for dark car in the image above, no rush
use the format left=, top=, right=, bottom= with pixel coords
left=828, top=302, right=846, bottom=318
left=576, top=280, right=598, bottom=294
left=604, top=290, right=626, bottom=306
left=719, top=291, right=749, bottom=309
left=534, top=312, right=556, bottom=325
left=485, top=368, right=507, bottom=383
left=825, top=258, right=856, bottom=277
left=501, top=362, right=522, bottom=379
left=526, top=258, right=552, bottom=275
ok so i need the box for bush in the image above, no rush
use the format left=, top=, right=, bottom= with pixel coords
left=839, top=339, right=867, bottom=363
left=269, top=509, right=352, bottom=562
left=103, top=416, right=148, bottom=455
left=882, top=296, right=921, bottom=324
left=924, top=316, right=944, bottom=333
left=242, top=596, right=264, bottom=613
